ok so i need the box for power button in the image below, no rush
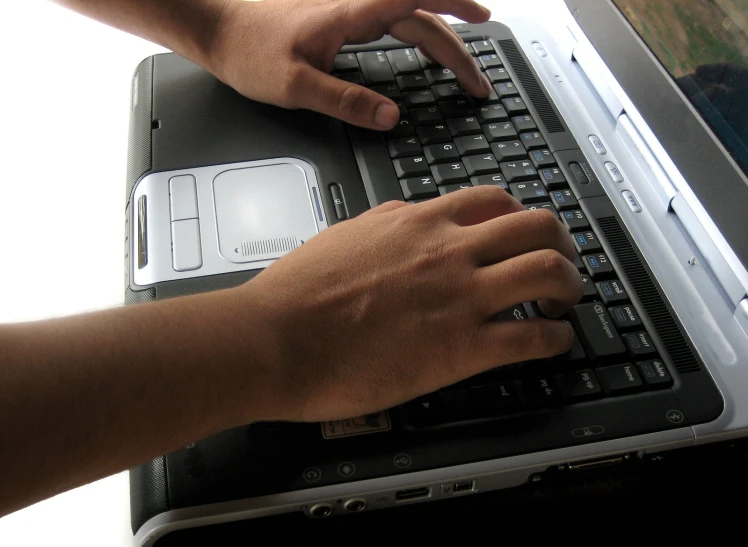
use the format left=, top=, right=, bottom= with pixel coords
left=329, top=184, right=348, bottom=220
left=532, top=42, right=548, bottom=57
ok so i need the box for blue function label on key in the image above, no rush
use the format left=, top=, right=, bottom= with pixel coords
left=614, top=308, right=627, bottom=322
left=564, top=211, right=574, bottom=219
left=600, top=282, right=614, bottom=296
left=554, top=191, right=566, bottom=202
left=588, top=256, right=600, bottom=268
left=534, top=151, right=545, bottom=161
left=542, top=169, right=553, bottom=179
left=575, top=233, right=588, bottom=246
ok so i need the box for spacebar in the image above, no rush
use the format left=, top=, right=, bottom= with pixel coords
left=347, top=126, right=404, bottom=206
left=568, top=303, right=626, bottom=360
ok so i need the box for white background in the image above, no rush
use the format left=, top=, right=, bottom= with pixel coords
left=0, top=0, right=557, bottom=545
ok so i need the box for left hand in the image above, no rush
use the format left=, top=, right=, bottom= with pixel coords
left=208, top=0, right=494, bottom=130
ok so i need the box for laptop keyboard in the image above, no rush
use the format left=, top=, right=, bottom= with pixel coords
left=332, top=41, right=674, bottom=431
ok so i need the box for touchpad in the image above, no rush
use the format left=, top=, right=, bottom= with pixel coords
left=213, top=163, right=319, bottom=264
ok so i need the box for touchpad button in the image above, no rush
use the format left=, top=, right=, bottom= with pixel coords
left=213, top=163, right=318, bottom=264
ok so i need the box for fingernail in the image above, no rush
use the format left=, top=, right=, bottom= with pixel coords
left=375, top=103, right=399, bottom=129
left=481, top=74, right=493, bottom=93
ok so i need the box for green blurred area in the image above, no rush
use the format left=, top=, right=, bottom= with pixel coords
left=614, top=0, right=748, bottom=77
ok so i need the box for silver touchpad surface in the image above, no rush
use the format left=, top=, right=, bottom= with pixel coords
left=213, top=163, right=319, bottom=264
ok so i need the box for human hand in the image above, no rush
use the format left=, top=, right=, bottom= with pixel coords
left=228, top=187, right=583, bottom=424
left=208, top=0, right=493, bottom=130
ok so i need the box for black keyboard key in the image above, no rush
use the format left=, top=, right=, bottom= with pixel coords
left=520, top=131, right=546, bottom=150
left=561, top=370, right=601, bottom=398
left=455, top=134, right=490, bottom=155
left=581, top=274, right=598, bottom=301
left=597, top=363, right=643, bottom=394
left=568, top=303, right=627, bottom=360
left=475, top=104, right=508, bottom=123
left=524, top=376, right=562, bottom=406
left=526, top=202, right=558, bottom=216
left=467, top=89, right=500, bottom=106
left=394, top=101, right=408, bottom=117
left=386, top=119, right=415, bottom=138
left=471, top=383, right=521, bottom=415
left=410, top=106, right=443, bottom=126
left=486, top=68, right=511, bottom=84
left=396, top=73, right=429, bottom=91
left=500, top=159, right=538, bottom=182
left=464, top=154, right=500, bottom=176
left=357, top=51, right=395, bottom=84
left=609, top=304, right=642, bottom=330
left=425, top=67, right=457, bottom=85
left=636, top=359, right=673, bottom=388
left=479, top=53, right=503, bottom=69
left=538, top=167, right=566, bottom=189
left=439, top=100, right=472, bottom=118
left=595, top=280, right=628, bottom=305
left=512, top=115, right=537, bottom=132
left=583, top=253, right=614, bottom=278
left=424, top=142, right=460, bottom=164
left=491, top=141, right=527, bottom=162
left=471, top=40, right=495, bottom=55
left=337, top=71, right=365, bottom=85
left=623, top=331, right=657, bottom=357
left=572, top=231, right=602, bottom=254
left=386, top=48, right=421, bottom=75
left=432, top=162, right=468, bottom=185
left=465, top=42, right=477, bottom=56
left=494, top=81, right=519, bottom=98
left=332, top=53, right=359, bottom=72
left=432, top=82, right=464, bottom=101
left=503, top=97, right=528, bottom=115
left=560, top=209, right=590, bottom=231
left=510, top=181, right=549, bottom=204
left=403, top=90, right=436, bottom=109
left=529, top=149, right=556, bottom=168
left=388, top=137, right=422, bottom=158
left=471, top=173, right=508, bottom=190
left=483, top=121, right=517, bottom=142
left=416, top=124, right=451, bottom=144
left=573, top=253, right=585, bottom=272
left=400, top=176, right=439, bottom=200
left=495, top=305, right=528, bottom=321
left=370, top=84, right=401, bottom=101
left=415, top=49, right=439, bottom=69
left=439, top=181, right=474, bottom=195
left=550, top=188, right=579, bottom=211
left=447, top=116, right=481, bottom=136
left=393, top=156, right=430, bottom=178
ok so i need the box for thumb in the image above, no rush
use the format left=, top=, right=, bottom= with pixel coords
left=292, top=65, right=400, bottom=130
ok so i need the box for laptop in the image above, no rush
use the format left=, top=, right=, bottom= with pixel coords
left=124, top=0, right=748, bottom=544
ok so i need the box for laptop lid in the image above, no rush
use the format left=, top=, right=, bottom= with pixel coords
left=565, top=0, right=748, bottom=292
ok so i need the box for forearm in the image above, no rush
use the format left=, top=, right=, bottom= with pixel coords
left=52, top=0, right=230, bottom=70
left=0, top=287, right=283, bottom=517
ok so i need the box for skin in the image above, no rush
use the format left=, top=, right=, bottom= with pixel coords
left=0, top=0, right=583, bottom=518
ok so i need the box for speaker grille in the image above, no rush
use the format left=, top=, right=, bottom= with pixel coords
left=130, top=457, right=169, bottom=534
left=597, top=216, right=702, bottom=374
left=125, top=287, right=156, bottom=305
left=126, top=57, right=154, bottom=203
left=498, top=39, right=565, bottom=133
left=240, top=236, right=299, bottom=257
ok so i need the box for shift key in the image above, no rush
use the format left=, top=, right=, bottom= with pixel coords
left=568, top=302, right=626, bottom=360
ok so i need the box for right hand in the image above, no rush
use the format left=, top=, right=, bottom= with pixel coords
left=225, top=187, right=584, bottom=424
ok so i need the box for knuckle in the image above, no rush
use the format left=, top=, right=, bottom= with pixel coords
left=337, top=84, right=368, bottom=121
left=540, top=249, right=571, bottom=286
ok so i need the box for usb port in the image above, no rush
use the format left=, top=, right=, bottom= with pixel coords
left=395, top=487, right=431, bottom=502
left=453, top=480, right=474, bottom=493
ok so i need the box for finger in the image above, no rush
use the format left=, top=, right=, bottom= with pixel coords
left=390, top=12, right=491, bottom=97
left=291, top=65, right=400, bottom=129
left=358, top=200, right=408, bottom=218
left=354, top=0, right=491, bottom=27
left=433, top=13, right=465, bottom=42
left=466, top=208, right=577, bottom=266
left=475, top=249, right=584, bottom=317
left=425, top=185, right=524, bottom=226
left=472, top=319, right=574, bottom=371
